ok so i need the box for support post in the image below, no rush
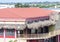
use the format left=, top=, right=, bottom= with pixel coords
left=4, top=29, right=6, bottom=42
left=58, top=35, right=59, bottom=42
left=15, top=29, right=16, bottom=38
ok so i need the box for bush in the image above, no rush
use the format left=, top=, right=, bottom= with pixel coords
left=9, top=40, right=13, bottom=42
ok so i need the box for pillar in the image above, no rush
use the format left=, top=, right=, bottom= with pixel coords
left=15, top=29, right=16, bottom=38
left=4, top=29, right=6, bottom=42
left=58, top=35, right=59, bottom=42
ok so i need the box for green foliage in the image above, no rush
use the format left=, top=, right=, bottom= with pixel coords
left=9, top=40, right=13, bottom=42
left=15, top=3, right=22, bottom=8
left=49, top=25, right=55, bottom=32
left=14, top=40, right=17, bottom=42
left=9, top=40, right=17, bottom=42
left=15, top=3, right=56, bottom=8
left=23, top=4, right=30, bottom=7
left=15, top=3, right=30, bottom=8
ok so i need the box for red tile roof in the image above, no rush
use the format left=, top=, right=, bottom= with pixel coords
left=0, top=8, right=53, bottom=19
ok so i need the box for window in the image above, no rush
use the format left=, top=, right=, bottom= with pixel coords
left=34, top=20, right=39, bottom=22
left=37, top=28, right=41, bottom=34
left=17, top=30, right=23, bottom=34
left=5, top=29, right=15, bottom=36
left=23, top=28, right=31, bottom=34
left=27, top=29, right=31, bottom=34
left=39, top=16, right=49, bottom=21
left=31, top=29, right=37, bottom=34
left=27, top=21, right=33, bottom=24
left=45, top=16, right=49, bottom=20
left=0, top=29, right=4, bottom=36
left=16, top=30, right=24, bottom=37
left=37, top=27, right=49, bottom=34
left=40, top=18, right=45, bottom=21
left=31, top=29, right=35, bottom=34
left=43, top=26, right=49, bottom=33
left=20, top=30, right=23, bottom=34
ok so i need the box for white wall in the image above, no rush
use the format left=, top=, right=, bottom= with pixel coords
left=0, top=38, right=4, bottom=42
left=17, top=39, right=27, bottom=42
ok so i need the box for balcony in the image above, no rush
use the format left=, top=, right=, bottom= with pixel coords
left=17, top=33, right=49, bottom=38
left=17, top=29, right=60, bottom=39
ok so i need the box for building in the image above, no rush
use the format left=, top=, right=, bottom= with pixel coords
left=0, top=8, right=59, bottom=42
left=0, top=4, right=15, bottom=9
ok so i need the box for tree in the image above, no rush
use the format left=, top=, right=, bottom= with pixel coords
left=22, top=4, right=30, bottom=7
left=15, top=3, right=22, bottom=8
left=15, top=3, right=30, bottom=8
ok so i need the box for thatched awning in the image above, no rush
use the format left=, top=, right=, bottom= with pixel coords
left=27, top=20, right=56, bottom=29
left=0, top=20, right=56, bottom=30
left=27, top=21, right=44, bottom=29
left=0, top=24, right=26, bottom=30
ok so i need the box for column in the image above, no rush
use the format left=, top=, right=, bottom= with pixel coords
left=4, top=29, right=6, bottom=42
left=58, top=35, right=59, bottom=42
left=15, top=29, right=16, bottom=38
left=56, top=35, right=58, bottom=42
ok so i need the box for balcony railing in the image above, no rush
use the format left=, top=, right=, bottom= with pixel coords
left=17, top=29, right=60, bottom=39
left=17, top=33, right=49, bottom=38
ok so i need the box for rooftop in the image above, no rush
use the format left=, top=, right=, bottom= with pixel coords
left=0, top=8, right=53, bottom=19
